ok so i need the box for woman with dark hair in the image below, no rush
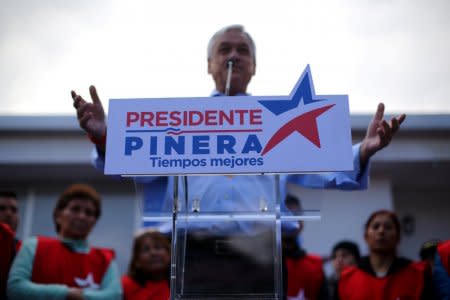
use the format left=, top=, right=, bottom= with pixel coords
left=122, top=230, right=170, bottom=300
left=8, top=184, right=121, bottom=300
left=338, top=209, right=431, bottom=300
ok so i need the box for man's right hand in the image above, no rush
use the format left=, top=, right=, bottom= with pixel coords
left=71, top=85, right=106, bottom=144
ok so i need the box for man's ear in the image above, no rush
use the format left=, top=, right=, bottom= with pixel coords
left=207, top=58, right=212, bottom=74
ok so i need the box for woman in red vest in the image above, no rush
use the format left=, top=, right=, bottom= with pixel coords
left=338, top=210, right=431, bottom=300
left=122, top=230, right=170, bottom=300
left=8, top=184, right=121, bottom=300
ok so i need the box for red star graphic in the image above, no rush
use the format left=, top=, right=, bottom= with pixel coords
left=261, top=104, right=335, bottom=156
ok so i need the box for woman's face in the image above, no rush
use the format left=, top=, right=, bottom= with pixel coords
left=365, top=213, right=399, bottom=254
left=135, top=235, right=170, bottom=276
left=56, top=198, right=97, bottom=240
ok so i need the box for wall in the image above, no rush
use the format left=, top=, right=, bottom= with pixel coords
left=289, top=178, right=393, bottom=258
left=394, top=188, right=450, bottom=260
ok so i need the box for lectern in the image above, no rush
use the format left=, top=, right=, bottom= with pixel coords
left=105, top=66, right=352, bottom=300
left=138, top=174, right=321, bottom=300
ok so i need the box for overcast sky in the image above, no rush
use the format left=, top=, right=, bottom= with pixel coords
left=1, top=0, right=449, bottom=116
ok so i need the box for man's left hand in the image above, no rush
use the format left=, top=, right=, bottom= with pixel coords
left=360, top=102, right=406, bottom=167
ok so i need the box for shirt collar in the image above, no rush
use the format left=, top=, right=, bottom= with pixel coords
left=60, top=237, right=90, bottom=253
left=210, top=90, right=250, bottom=97
left=358, top=256, right=412, bottom=277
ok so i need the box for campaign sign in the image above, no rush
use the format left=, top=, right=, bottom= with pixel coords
left=105, top=65, right=353, bottom=175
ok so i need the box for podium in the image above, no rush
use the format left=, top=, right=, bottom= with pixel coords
left=105, top=66, right=352, bottom=299
left=139, top=174, right=321, bottom=300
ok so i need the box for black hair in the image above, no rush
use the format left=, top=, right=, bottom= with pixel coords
left=331, top=240, right=361, bottom=261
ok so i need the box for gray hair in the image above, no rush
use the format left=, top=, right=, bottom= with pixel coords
left=207, top=24, right=256, bottom=62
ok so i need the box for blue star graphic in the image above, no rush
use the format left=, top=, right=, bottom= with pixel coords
left=258, top=65, right=325, bottom=115
left=257, top=65, right=334, bottom=155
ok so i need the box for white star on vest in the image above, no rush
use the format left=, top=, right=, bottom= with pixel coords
left=74, top=273, right=100, bottom=290
left=287, top=288, right=308, bottom=300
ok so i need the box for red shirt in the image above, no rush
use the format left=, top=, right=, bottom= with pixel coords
left=31, top=237, right=114, bottom=288
left=286, top=253, right=325, bottom=300
left=122, top=275, right=169, bottom=300
left=339, top=257, right=427, bottom=300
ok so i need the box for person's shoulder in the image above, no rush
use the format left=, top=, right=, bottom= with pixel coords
left=35, top=236, right=58, bottom=243
left=32, top=236, right=61, bottom=249
left=438, top=240, right=450, bottom=253
left=294, top=252, right=324, bottom=272
left=13, top=236, right=38, bottom=258
left=90, top=246, right=116, bottom=260
left=121, top=274, right=135, bottom=286
left=392, top=257, right=429, bottom=278
left=19, top=236, right=40, bottom=247
left=406, top=260, right=427, bottom=273
left=340, top=265, right=360, bottom=280
left=304, top=253, right=323, bottom=265
left=121, top=274, right=141, bottom=298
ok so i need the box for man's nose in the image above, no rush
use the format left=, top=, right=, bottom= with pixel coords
left=227, top=49, right=240, bottom=62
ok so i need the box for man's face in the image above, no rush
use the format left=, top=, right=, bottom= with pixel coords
left=0, top=197, right=19, bottom=232
left=332, top=249, right=357, bottom=275
left=208, top=29, right=256, bottom=96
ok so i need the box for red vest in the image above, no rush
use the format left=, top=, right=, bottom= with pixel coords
left=438, top=240, right=450, bottom=275
left=338, top=260, right=426, bottom=300
left=31, top=237, right=114, bottom=289
left=122, top=275, right=170, bottom=300
left=0, top=223, right=16, bottom=298
left=286, top=254, right=325, bottom=300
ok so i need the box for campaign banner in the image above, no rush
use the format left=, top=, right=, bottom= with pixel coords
left=104, top=65, right=353, bottom=175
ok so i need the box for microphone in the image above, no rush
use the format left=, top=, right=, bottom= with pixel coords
left=225, top=59, right=233, bottom=96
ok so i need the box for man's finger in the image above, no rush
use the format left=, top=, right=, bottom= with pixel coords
left=397, top=114, right=406, bottom=125
left=377, top=127, right=386, bottom=141
left=381, top=120, right=391, bottom=136
left=373, top=102, right=385, bottom=122
left=89, top=85, right=101, bottom=105
left=77, top=102, right=91, bottom=119
left=73, top=95, right=86, bottom=109
left=390, top=117, right=399, bottom=133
